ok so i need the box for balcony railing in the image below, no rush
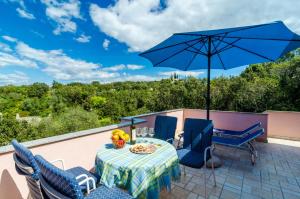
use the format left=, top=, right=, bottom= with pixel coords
left=1, top=109, right=300, bottom=198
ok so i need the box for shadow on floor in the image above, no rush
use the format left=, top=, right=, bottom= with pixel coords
left=0, top=169, right=23, bottom=199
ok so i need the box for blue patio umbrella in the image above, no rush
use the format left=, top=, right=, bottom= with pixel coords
left=139, top=21, right=300, bottom=119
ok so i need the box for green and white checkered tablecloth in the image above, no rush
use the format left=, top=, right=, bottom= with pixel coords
left=95, top=138, right=181, bottom=199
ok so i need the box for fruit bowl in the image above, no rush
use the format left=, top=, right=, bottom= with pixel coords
left=113, top=140, right=126, bottom=149
left=111, top=129, right=130, bottom=149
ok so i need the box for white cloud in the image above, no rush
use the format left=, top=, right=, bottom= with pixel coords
left=0, top=36, right=120, bottom=81
left=103, top=64, right=144, bottom=71
left=75, top=34, right=91, bottom=43
left=90, top=0, right=300, bottom=52
left=159, top=70, right=204, bottom=77
left=103, top=64, right=126, bottom=71
left=0, top=51, right=38, bottom=68
left=0, top=42, right=13, bottom=52
left=16, top=8, right=35, bottom=19
left=127, top=64, right=144, bottom=70
left=15, top=42, right=118, bottom=80
left=0, top=71, right=30, bottom=85
left=2, top=35, right=17, bottom=42
left=121, top=74, right=158, bottom=82
left=41, top=0, right=82, bottom=35
left=102, top=39, right=110, bottom=50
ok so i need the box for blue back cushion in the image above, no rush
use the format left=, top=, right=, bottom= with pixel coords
left=242, top=122, right=261, bottom=133
left=154, top=115, right=177, bottom=141
left=11, top=139, right=40, bottom=179
left=183, top=118, right=213, bottom=152
left=35, top=155, right=84, bottom=199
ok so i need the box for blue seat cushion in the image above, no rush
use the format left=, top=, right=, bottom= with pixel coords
left=67, top=167, right=99, bottom=193
left=86, top=186, right=133, bottom=199
left=177, top=148, right=205, bottom=168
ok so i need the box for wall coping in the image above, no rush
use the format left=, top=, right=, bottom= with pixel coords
left=0, top=118, right=146, bottom=155
left=122, top=109, right=183, bottom=120
left=185, top=109, right=269, bottom=115
left=264, top=110, right=300, bottom=114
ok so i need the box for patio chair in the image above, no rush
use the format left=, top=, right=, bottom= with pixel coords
left=176, top=118, right=216, bottom=198
left=35, top=155, right=133, bottom=199
left=213, top=122, right=261, bottom=137
left=212, top=128, right=264, bottom=165
left=154, top=115, right=177, bottom=144
left=12, top=140, right=44, bottom=199
left=11, top=140, right=98, bottom=195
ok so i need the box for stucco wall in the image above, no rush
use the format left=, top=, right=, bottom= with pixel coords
left=267, top=111, right=300, bottom=141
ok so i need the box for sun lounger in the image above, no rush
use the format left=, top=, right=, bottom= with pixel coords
left=213, top=122, right=261, bottom=137
left=212, top=128, right=264, bottom=165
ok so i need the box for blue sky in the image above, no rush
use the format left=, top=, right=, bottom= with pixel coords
left=0, top=0, right=299, bottom=85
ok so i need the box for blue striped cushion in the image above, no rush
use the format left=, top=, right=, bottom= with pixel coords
left=11, top=139, right=40, bottom=180
left=86, top=186, right=133, bottom=199
left=35, top=155, right=84, bottom=199
left=67, top=167, right=98, bottom=192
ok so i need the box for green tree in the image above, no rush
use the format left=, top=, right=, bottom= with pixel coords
left=27, top=83, right=49, bottom=98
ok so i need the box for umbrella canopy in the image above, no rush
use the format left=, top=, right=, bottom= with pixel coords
left=140, top=21, right=300, bottom=119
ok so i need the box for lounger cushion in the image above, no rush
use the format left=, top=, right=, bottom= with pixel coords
left=213, top=122, right=261, bottom=136
left=86, top=186, right=133, bottom=199
left=67, top=167, right=99, bottom=193
left=212, top=129, right=264, bottom=147
left=177, top=148, right=205, bottom=168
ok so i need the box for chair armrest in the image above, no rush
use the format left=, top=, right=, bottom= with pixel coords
left=75, top=174, right=89, bottom=181
left=166, top=138, right=174, bottom=144
left=176, top=131, right=184, bottom=149
left=203, top=123, right=213, bottom=134
left=51, top=159, right=65, bottom=170
left=178, top=131, right=184, bottom=138
left=77, top=176, right=96, bottom=194
left=204, top=146, right=214, bottom=164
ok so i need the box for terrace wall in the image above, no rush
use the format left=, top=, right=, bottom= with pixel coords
left=266, top=111, right=300, bottom=141
left=1, top=109, right=300, bottom=198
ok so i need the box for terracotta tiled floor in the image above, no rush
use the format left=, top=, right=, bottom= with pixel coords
left=161, top=138, right=300, bottom=199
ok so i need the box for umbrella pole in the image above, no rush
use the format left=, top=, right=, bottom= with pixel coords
left=206, top=36, right=212, bottom=120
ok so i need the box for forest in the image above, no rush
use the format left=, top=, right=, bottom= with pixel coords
left=0, top=51, right=299, bottom=146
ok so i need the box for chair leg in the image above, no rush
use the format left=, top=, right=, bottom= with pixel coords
left=204, top=166, right=207, bottom=199
left=183, top=165, right=186, bottom=176
left=211, top=155, right=216, bottom=186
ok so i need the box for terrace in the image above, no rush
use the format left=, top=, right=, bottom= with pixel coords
left=1, top=109, right=300, bottom=199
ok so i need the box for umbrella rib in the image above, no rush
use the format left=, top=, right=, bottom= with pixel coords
left=211, top=39, right=226, bottom=69
left=212, top=38, right=241, bottom=55
left=184, top=52, right=198, bottom=71
left=214, top=38, right=275, bottom=62
left=153, top=39, right=204, bottom=67
left=184, top=42, right=203, bottom=53
left=211, top=33, right=228, bottom=53
left=185, top=40, right=208, bottom=56
left=139, top=37, right=204, bottom=55
left=184, top=38, right=209, bottom=70
left=214, top=35, right=300, bottom=42
left=185, top=49, right=207, bottom=56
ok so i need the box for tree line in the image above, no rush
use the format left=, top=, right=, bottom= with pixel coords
left=0, top=51, right=299, bottom=146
